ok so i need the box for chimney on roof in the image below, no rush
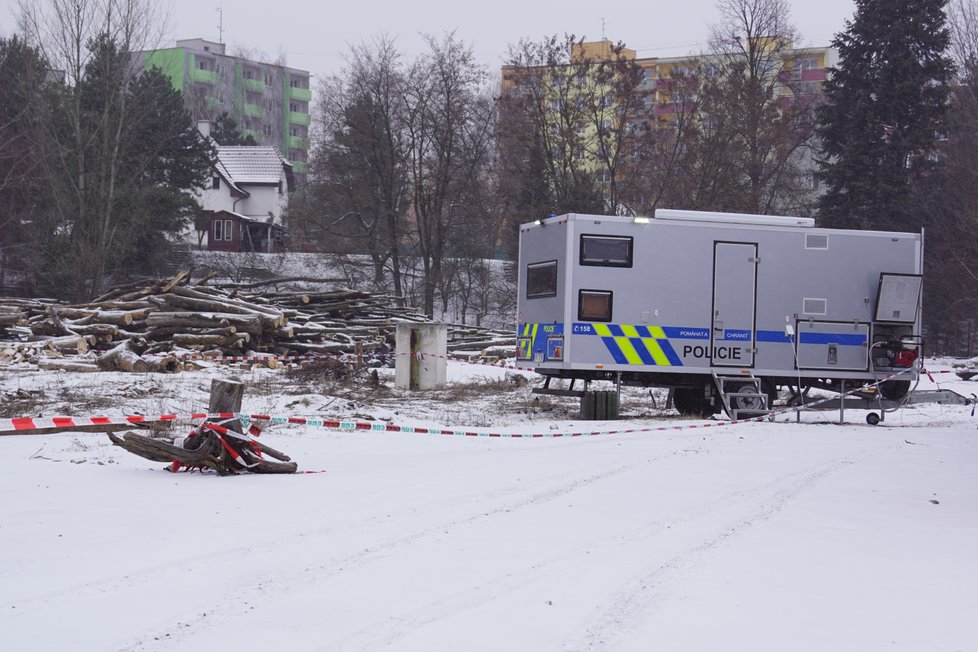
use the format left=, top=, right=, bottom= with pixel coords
left=197, top=120, right=211, bottom=138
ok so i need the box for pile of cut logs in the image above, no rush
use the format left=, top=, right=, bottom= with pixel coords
left=0, top=272, right=514, bottom=371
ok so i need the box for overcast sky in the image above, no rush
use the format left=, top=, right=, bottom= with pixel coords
left=0, top=0, right=857, bottom=78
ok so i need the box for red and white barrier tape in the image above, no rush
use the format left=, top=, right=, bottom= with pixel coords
left=175, top=350, right=516, bottom=368
left=0, top=367, right=961, bottom=437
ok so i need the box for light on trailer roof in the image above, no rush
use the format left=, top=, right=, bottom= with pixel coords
left=633, top=216, right=650, bottom=224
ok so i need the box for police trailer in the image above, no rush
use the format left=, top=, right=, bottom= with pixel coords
left=516, top=209, right=933, bottom=421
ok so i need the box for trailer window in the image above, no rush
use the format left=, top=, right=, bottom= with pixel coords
left=580, top=235, right=633, bottom=267
left=579, top=290, right=613, bottom=322
left=526, top=260, right=558, bottom=298
left=805, top=234, right=828, bottom=250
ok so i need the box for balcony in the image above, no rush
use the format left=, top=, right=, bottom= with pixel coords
left=289, top=111, right=310, bottom=125
left=241, top=103, right=264, bottom=118
left=242, top=77, right=265, bottom=93
left=289, top=85, right=311, bottom=101
left=243, top=129, right=262, bottom=142
left=191, top=67, right=219, bottom=84
left=288, top=135, right=308, bottom=149
left=289, top=161, right=308, bottom=173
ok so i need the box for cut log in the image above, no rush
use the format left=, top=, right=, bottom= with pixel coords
left=36, top=359, right=100, bottom=372
left=146, top=355, right=181, bottom=373
left=96, top=341, right=150, bottom=373
left=144, top=311, right=263, bottom=335
left=53, top=308, right=137, bottom=326
left=168, top=286, right=286, bottom=323
left=171, top=333, right=249, bottom=348
left=33, top=334, right=92, bottom=354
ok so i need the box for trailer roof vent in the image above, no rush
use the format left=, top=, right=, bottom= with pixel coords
left=803, top=298, right=827, bottom=315
left=654, top=209, right=814, bottom=228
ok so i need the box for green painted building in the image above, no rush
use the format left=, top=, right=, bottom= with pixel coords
left=137, top=39, right=310, bottom=183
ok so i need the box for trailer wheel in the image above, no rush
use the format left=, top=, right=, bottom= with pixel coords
left=729, top=383, right=768, bottom=412
left=866, top=412, right=881, bottom=425
left=879, top=380, right=911, bottom=401
left=673, top=387, right=714, bottom=417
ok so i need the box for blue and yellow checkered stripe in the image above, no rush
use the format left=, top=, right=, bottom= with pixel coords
left=588, top=324, right=683, bottom=366
left=519, top=322, right=563, bottom=359
left=518, top=323, right=539, bottom=359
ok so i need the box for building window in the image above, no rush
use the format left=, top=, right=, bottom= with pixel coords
left=224, top=219, right=233, bottom=241
left=213, top=219, right=223, bottom=241
left=212, top=176, right=220, bottom=189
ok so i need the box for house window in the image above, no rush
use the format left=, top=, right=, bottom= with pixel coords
left=278, top=180, right=283, bottom=195
left=526, top=260, right=558, bottom=299
left=579, top=290, right=613, bottom=322
left=213, top=219, right=223, bottom=241
left=224, top=219, right=233, bottom=241
left=212, top=176, right=220, bottom=189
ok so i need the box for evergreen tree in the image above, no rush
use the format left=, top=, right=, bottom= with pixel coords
left=816, top=0, right=954, bottom=230
left=0, top=36, right=52, bottom=292
left=31, top=35, right=213, bottom=298
left=211, top=112, right=258, bottom=146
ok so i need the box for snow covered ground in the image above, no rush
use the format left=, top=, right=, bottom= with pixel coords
left=1, top=359, right=976, bottom=651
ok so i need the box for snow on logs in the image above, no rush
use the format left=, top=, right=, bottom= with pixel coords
left=0, top=272, right=514, bottom=371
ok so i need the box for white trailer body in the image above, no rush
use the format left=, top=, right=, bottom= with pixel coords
left=516, top=210, right=923, bottom=415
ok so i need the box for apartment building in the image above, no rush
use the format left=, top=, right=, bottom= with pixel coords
left=136, top=39, right=311, bottom=185
left=505, top=38, right=836, bottom=117
left=501, top=38, right=837, bottom=201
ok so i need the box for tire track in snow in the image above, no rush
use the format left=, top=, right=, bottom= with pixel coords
left=115, top=440, right=725, bottom=651
left=564, top=443, right=896, bottom=652
left=2, top=438, right=700, bottom=621
left=314, top=445, right=879, bottom=651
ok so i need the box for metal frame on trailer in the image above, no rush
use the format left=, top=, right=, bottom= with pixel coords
left=516, top=209, right=926, bottom=420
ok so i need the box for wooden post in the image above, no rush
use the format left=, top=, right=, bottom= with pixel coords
left=208, top=378, right=245, bottom=434
left=208, top=378, right=244, bottom=413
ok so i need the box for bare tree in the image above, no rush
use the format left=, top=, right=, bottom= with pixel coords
left=690, top=0, right=819, bottom=215
left=403, top=33, right=496, bottom=317
left=299, top=36, right=410, bottom=294
left=499, top=35, right=619, bottom=221
left=16, top=0, right=192, bottom=299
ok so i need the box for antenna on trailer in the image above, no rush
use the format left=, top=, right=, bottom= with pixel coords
left=217, top=2, right=223, bottom=43
left=601, top=17, right=606, bottom=41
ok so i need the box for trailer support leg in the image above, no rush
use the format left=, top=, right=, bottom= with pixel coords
left=839, top=391, right=844, bottom=425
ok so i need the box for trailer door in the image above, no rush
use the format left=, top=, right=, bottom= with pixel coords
left=711, top=242, right=758, bottom=367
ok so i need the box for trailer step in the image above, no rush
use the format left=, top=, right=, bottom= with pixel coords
left=713, top=371, right=771, bottom=419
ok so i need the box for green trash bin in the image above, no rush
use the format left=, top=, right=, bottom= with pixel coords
left=581, top=390, right=619, bottom=420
